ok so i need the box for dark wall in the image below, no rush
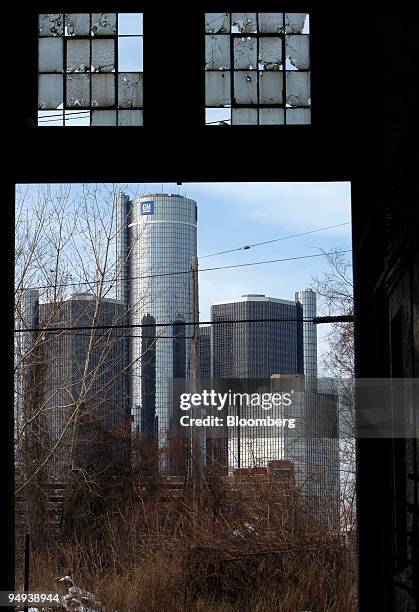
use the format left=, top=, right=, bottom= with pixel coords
left=4, top=3, right=419, bottom=609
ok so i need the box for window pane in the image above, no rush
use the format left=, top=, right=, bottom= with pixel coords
left=65, top=111, right=91, bottom=126
left=258, top=13, right=283, bottom=33
left=286, top=72, right=310, bottom=106
left=259, top=37, right=282, bottom=71
left=92, top=39, right=115, bottom=72
left=285, top=13, right=308, bottom=34
left=39, top=14, right=63, bottom=37
left=66, top=74, right=91, bottom=108
left=118, top=14, right=143, bottom=35
left=231, top=13, right=257, bottom=33
left=91, top=110, right=117, bottom=126
left=259, top=72, right=283, bottom=104
left=233, top=71, right=258, bottom=105
left=260, top=108, right=284, bottom=124
left=205, top=13, right=230, bottom=34
left=118, top=37, right=143, bottom=72
left=118, top=73, right=143, bottom=108
left=234, top=37, right=257, bottom=70
left=92, top=74, right=115, bottom=107
left=37, top=110, right=63, bottom=126
left=286, top=108, right=311, bottom=124
left=67, top=39, right=91, bottom=73
left=205, top=108, right=231, bottom=125
left=91, top=13, right=117, bottom=36
left=118, top=110, right=144, bottom=126
left=206, top=35, right=231, bottom=70
left=285, top=35, right=310, bottom=70
left=65, top=14, right=90, bottom=36
left=38, top=38, right=63, bottom=73
left=205, top=72, right=231, bottom=107
left=232, top=108, right=258, bottom=125
left=38, top=74, right=63, bottom=109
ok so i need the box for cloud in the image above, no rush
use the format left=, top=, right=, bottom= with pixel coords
left=189, top=182, right=352, bottom=234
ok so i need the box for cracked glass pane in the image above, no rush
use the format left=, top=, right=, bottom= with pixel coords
left=91, top=110, right=117, bottom=126
left=234, top=37, right=257, bottom=70
left=92, top=74, right=115, bottom=107
left=206, top=108, right=231, bottom=125
left=38, top=38, right=63, bottom=73
left=66, top=74, right=91, bottom=108
left=232, top=108, right=258, bottom=125
left=118, top=73, right=143, bottom=108
left=285, top=35, right=310, bottom=70
left=65, top=14, right=90, bottom=36
left=286, top=71, right=311, bottom=106
left=206, top=35, right=231, bottom=70
left=205, top=72, right=231, bottom=107
left=91, top=14, right=117, bottom=36
left=259, top=37, right=282, bottom=70
left=38, top=74, right=63, bottom=109
left=38, top=110, right=63, bottom=126
left=118, top=14, right=143, bottom=35
left=118, top=110, right=144, bottom=126
left=39, top=14, right=63, bottom=37
left=92, top=39, right=115, bottom=72
left=259, top=72, right=283, bottom=104
left=286, top=108, right=311, bottom=124
left=205, top=13, right=230, bottom=34
left=118, top=37, right=143, bottom=72
left=233, top=72, right=258, bottom=105
left=67, top=39, right=91, bottom=73
left=232, top=13, right=257, bottom=33
left=258, top=13, right=283, bottom=33
left=65, top=110, right=91, bottom=126
left=285, top=13, right=309, bottom=34
left=260, top=108, right=284, bottom=124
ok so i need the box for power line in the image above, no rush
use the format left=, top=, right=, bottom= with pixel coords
left=15, top=317, right=319, bottom=334
left=199, top=222, right=351, bottom=258
left=21, top=249, right=352, bottom=292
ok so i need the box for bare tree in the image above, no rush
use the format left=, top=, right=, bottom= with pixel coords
left=312, top=249, right=355, bottom=534
left=14, top=184, right=166, bottom=541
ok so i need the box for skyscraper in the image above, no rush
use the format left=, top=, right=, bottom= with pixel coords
left=18, top=292, right=129, bottom=477
left=116, top=193, right=198, bottom=458
left=211, top=294, right=304, bottom=378
left=210, top=294, right=304, bottom=469
left=295, top=288, right=318, bottom=386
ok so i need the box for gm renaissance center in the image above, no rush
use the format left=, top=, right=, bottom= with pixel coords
left=116, top=193, right=197, bottom=454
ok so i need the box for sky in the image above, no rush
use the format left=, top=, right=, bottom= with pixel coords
left=16, top=181, right=352, bottom=372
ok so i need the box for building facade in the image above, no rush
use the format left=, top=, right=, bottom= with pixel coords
left=116, top=193, right=198, bottom=459
left=211, top=294, right=304, bottom=379
left=37, top=293, right=129, bottom=476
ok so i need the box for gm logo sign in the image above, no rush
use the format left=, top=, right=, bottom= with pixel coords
left=140, top=200, right=155, bottom=215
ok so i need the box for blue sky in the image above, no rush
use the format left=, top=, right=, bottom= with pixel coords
left=17, top=181, right=352, bottom=370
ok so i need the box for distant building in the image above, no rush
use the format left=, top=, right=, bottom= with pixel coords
left=199, top=326, right=211, bottom=379
left=116, top=193, right=197, bottom=466
left=211, top=294, right=304, bottom=379
left=36, top=293, right=129, bottom=477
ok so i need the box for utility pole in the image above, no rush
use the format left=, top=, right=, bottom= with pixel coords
left=191, top=255, right=203, bottom=511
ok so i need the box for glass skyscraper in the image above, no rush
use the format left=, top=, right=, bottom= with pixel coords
left=116, top=193, right=197, bottom=456
left=211, top=294, right=304, bottom=379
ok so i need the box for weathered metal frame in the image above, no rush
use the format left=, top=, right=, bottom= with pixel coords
left=205, top=11, right=311, bottom=126
left=37, top=12, right=144, bottom=127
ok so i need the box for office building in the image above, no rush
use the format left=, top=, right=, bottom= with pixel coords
left=116, top=193, right=198, bottom=460
left=211, top=294, right=304, bottom=379
left=35, top=293, right=129, bottom=476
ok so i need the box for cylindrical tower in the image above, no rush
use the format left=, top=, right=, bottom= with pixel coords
left=295, top=288, right=318, bottom=385
left=115, top=192, right=131, bottom=308
left=128, top=194, right=198, bottom=453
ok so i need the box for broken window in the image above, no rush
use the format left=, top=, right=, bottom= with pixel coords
left=37, top=13, right=144, bottom=126
left=205, top=12, right=310, bottom=125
